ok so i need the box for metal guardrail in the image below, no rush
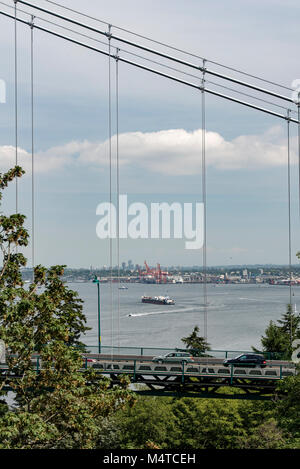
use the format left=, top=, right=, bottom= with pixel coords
left=2, top=346, right=287, bottom=361
left=83, top=345, right=285, bottom=360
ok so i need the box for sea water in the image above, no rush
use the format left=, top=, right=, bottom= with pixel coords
left=70, top=282, right=299, bottom=352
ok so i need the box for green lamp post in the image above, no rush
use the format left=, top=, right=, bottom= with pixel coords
left=93, top=275, right=101, bottom=354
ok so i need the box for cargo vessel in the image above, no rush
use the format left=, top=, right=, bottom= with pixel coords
left=141, top=295, right=175, bottom=305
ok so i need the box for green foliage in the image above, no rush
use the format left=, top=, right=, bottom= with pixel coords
left=275, top=373, right=300, bottom=440
left=278, top=304, right=300, bottom=337
left=253, top=304, right=300, bottom=360
left=253, top=321, right=289, bottom=360
left=181, top=326, right=211, bottom=356
left=116, top=397, right=176, bottom=449
left=170, top=398, right=247, bottom=449
left=239, top=418, right=286, bottom=449
left=0, top=167, right=135, bottom=449
left=116, top=395, right=291, bottom=449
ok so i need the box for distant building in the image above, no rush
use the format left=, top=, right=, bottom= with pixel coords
left=242, top=269, right=248, bottom=278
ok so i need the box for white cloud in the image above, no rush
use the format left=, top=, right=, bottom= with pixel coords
left=0, top=145, right=73, bottom=174
left=0, top=126, right=296, bottom=176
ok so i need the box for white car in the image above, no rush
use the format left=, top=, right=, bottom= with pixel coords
left=152, top=352, right=194, bottom=364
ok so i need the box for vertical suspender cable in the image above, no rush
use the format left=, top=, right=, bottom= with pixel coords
left=30, top=16, right=35, bottom=278
left=298, top=99, right=300, bottom=219
left=287, top=111, right=293, bottom=345
left=202, top=60, right=208, bottom=341
left=108, top=25, right=114, bottom=356
left=116, top=48, right=120, bottom=350
left=14, top=1, right=18, bottom=214
left=297, top=100, right=300, bottom=322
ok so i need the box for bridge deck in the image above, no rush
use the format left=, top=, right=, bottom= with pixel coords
left=1, top=355, right=296, bottom=400
left=83, top=358, right=295, bottom=380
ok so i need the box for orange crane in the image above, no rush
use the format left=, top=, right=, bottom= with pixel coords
left=144, top=260, right=152, bottom=274
left=136, top=262, right=155, bottom=283
left=138, top=261, right=168, bottom=283
left=156, top=263, right=168, bottom=283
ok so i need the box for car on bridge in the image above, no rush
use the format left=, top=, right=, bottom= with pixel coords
left=223, top=354, right=267, bottom=368
left=152, top=352, right=194, bottom=364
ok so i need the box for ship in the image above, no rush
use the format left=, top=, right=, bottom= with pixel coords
left=141, top=295, right=175, bottom=305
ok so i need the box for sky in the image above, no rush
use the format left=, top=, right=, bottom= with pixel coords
left=0, top=0, right=300, bottom=269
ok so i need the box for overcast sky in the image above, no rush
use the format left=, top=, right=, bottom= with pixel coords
left=0, top=0, right=299, bottom=268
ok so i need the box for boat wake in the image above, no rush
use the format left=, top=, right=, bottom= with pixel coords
left=239, top=297, right=281, bottom=303
left=239, top=297, right=257, bottom=301
left=125, top=306, right=195, bottom=318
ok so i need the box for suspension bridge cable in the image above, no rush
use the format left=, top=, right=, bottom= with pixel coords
left=1, top=10, right=299, bottom=126
left=1, top=2, right=296, bottom=115
left=43, top=0, right=109, bottom=27
left=14, top=0, right=18, bottom=214
left=108, top=25, right=114, bottom=357
left=287, top=111, right=293, bottom=313
left=202, top=62, right=208, bottom=341
left=2, top=1, right=295, bottom=116
left=13, top=1, right=295, bottom=104
left=41, top=0, right=292, bottom=92
left=30, top=14, right=35, bottom=277
left=298, top=101, right=300, bottom=219
left=116, top=49, right=121, bottom=350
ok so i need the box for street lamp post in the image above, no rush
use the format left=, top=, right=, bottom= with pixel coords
left=93, top=276, right=101, bottom=354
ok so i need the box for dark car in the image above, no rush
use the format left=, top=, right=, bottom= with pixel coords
left=223, top=354, right=267, bottom=368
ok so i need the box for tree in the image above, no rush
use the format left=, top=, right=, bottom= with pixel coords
left=275, top=373, right=300, bottom=445
left=239, top=418, right=286, bottom=449
left=278, top=303, right=300, bottom=342
left=0, top=167, right=135, bottom=448
left=165, top=398, right=247, bottom=449
left=117, top=394, right=294, bottom=449
left=253, top=320, right=289, bottom=360
left=181, top=326, right=210, bottom=356
left=116, top=397, right=176, bottom=449
left=253, top=304, right=300, bottom=360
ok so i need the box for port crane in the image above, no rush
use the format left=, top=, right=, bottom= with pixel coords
left=138, top=261, right=168, bottom=283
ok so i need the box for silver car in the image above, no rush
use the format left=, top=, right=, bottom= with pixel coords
left=152, top=352, right=194, bottom=364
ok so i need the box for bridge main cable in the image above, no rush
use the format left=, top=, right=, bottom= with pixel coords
left=13, top=0, right=295, bottom=105
left=34, top=0, right=294, bottom=92
left=1, top=10, right=299, bottom=125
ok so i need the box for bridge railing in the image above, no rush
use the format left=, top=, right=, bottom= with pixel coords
left=80, top=357, right=296, bottom=382
left=83, top=345, right=285, bottom=360
left=1, top=356, right=296, bottom=385
left=2, top=345, right=286, bottom=361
